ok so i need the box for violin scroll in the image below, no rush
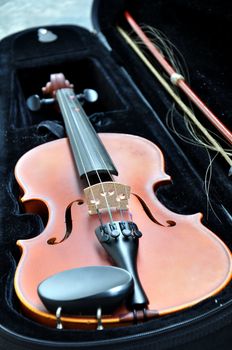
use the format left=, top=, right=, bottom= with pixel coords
left=26, top=73, right=98, bottom=111
left=42, top=73, right=73, bottom=96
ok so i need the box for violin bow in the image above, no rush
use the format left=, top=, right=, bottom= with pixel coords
left=117, top=12, right=232, bottom=176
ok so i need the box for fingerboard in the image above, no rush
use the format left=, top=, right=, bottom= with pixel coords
left=56, top=88, right=118, bottom=180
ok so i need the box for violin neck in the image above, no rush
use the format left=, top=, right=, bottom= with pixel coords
left=56, top=88, right=118, bottom=181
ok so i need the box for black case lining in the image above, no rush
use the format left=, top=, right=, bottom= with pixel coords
left=0, top=0, right=231, bottom=349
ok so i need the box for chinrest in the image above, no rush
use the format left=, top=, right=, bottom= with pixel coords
left=38, top=266, right=133, bottom=315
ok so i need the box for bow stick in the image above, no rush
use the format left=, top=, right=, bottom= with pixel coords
left=124, top=11, right=232, bottom=146
left=117, top=19, right=232, bottom=176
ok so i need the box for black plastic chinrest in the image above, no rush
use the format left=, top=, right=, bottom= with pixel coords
left=38, top=266, right=133, bottom=315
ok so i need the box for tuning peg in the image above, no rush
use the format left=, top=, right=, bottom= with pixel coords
left=77, top=89, right=98, bottom=103
left=27, top=88, right=98, bottom=112
left=26, top=95, right=55, bottom=111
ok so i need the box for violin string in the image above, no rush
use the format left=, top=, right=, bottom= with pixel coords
left=62, top=89, right=129, bottom=223
left=64, top=89, right=117, bottom=223
left=82, top=139, right=129, bottom=223
left=80, top=137, right=128, bottom=223
left=57, top=89, right=100, bottom=218
left=68, top=94, right=128, bottom=222
left=59, top=88, right=131, bottom=226
left=59, top=89, right=116, bottom=224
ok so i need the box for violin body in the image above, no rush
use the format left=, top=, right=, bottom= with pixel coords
left=14, top=132, right=232, bottom=328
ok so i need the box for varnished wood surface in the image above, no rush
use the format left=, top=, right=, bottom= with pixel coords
left=14, top=134, right=232, bottom=328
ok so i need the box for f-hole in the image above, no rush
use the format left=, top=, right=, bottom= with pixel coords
left=133, top=194, right=176, bottom=227
left=47, top=199, right=84, bottom=245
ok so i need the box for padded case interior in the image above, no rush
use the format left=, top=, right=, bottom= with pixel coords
left=0, top=0, right=231, bottom=343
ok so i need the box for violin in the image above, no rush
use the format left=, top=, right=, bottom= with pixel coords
left=14, top=73, right=232, bottom=329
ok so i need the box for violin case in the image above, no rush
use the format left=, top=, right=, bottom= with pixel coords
left=0, top=0, right=231, bottom=349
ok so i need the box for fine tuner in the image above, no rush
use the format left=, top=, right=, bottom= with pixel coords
left=26, top=88, right=98, bottom=111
